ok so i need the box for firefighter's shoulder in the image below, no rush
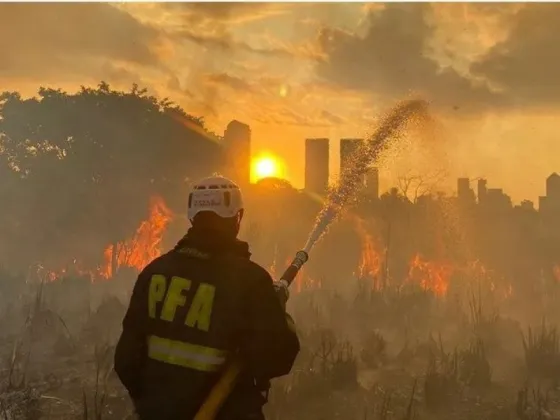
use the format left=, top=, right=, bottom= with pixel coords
left=241, top=259, right=275, bottom=286
left=135, top=252, right=174, bottom=281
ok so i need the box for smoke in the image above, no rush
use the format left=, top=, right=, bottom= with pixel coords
left=304, top=99, right=429, bottom=253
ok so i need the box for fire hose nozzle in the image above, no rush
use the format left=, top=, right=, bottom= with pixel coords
left=279, top=250, right=309, bottom=288
left=295, top=250, right=309, bottom=264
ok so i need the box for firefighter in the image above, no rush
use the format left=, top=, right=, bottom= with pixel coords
left=114, top=175, right=300, bottom=420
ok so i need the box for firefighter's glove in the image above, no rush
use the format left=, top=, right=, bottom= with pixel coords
left=273, top=280, right=289, bottom=308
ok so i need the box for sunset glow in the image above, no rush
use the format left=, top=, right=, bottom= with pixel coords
left=252, top=155, right=283, bottom=182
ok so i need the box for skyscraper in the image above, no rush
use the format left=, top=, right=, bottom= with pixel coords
left=339, top=138, right=364, bottom=174
left=223, top=120, right=251, bottom=185
left=477, top=179, right=487, bottom=204
left=305, top=138, right=329, bottom=195
left=457, top=178, right=475, bottom=206
left=546, top=173, right=560, bottom=200
left=457, top=178, right=469, bottom=196
left=339, top=138, right=366, bottom=188
left=542, top=173, right=560, bottom=215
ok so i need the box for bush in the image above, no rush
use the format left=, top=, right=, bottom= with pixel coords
left=361, top=330, right=388, bottom=369
left=522, top=320, right=560, bottom=382
left=424, top=345, right=459, bottom=410
left=459, top=337, right=492, bottom=388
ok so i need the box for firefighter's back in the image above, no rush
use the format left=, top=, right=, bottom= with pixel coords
left=135, top=245, right=248, bottom=419
left=115, top=176, right=300, bottom=420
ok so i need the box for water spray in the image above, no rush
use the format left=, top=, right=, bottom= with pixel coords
left=274, top=99, right=428, bottom=297
left=304, top=99, right=428, bottom=254
left=193, top=99, right=429, bottom=420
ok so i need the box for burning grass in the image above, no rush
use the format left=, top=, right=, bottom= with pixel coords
left=4, top=196, right=560, bottom=419
left=101, top=196, right=173, bottom=279
left=3, top=269, right=560, bottom=420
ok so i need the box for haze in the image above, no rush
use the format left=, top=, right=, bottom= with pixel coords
left=1, top=2, right=557, bottom=203
left=3, top=3, right=560, bottom=419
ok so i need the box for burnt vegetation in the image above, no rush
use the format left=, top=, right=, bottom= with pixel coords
left=2, top=83, right=560, bottom=419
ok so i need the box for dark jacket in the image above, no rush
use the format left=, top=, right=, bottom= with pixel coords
left=114, top=227, right=300, bottom=420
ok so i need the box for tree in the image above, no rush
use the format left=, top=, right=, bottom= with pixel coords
left=396, top=169, right=447, bottom=203
left=255, top=176, right=295, bottom=191
left=0, top=82, right=225, bottom=274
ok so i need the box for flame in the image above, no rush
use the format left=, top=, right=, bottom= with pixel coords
left=269, top=245, right=280, bottom=279
left=463, top=260, right=513, bottom=300
left=553, top=265, right=560, bottom=283
left=268, top=250, right=317, bottom=294
left=357, top=229, right=383, bottom=287
left=101, top=196, right=173, bottom=279
left=506, top=283, right=513, bottom=298
left=467, top=260, right=486, bottom=276
left=269, top=260, right=277, bottom=279
left=36, top=259, right=98, bottom=283
left=407, top=254, right=453, bottom=297
left=298, top=273, right=322, bottom=292
left=352, top=216, right=384, bottom=289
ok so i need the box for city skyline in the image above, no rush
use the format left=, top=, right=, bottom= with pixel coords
left=2, top=3, right=560, bottom=203
left=220, top=118, right=558, bottom=209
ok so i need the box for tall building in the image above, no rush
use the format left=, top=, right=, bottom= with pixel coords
left=457, top=178, right=469, bottom=196
left=542, top=173, right=560, bottom=215
left=340, top=138, right=365, bottom=185
left=539, top=196, right=548, bottom=213
left=546, top=173, right=560, bottom=200
left=366, top=167, right=379, bottom=199
left=224, top=120, right=251, bottom=185
left=305, top=138, right=329, bottom=195
left=457, top=177, right=475, bottom=205
left=477, top=179, right=487, bottom=204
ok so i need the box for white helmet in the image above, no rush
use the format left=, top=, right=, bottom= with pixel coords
left=188, top=175, right=244, bottom=220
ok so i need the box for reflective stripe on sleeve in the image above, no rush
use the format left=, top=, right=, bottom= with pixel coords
left=147, top=335, right=228, bottom=372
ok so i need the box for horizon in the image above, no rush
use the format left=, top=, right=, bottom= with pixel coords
left=1, top=2, right=558, bottom=203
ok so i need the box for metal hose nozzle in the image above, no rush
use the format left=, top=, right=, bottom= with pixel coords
left=279, top=250, right=309, bottom=287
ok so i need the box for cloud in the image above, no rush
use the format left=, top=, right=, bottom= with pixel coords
left=252, top=103, right=347, bottom=128
left=159, top=3, right=318, bottom=60
left=0, top=3, right=164, bottom=79
left=163, top=3, right=291, bottom=24
left=314, top=4, right=507, bottom=111
left=471, top=4, right=560, bottom=106
left=204, top=73, right=253, bottom=92
left=320, top=109, right=346, bottom=125
left=174, top=27, right=319, bottom=61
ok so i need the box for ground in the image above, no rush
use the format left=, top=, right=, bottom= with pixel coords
left=2, top=276, right=560, bottom=420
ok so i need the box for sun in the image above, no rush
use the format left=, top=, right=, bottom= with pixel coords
left=252, top=154, right=283, bottom=182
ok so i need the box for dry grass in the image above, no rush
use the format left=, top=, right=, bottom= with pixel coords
left=4, top=272, right=560, bottom=419
left=522, top=319, right=560, bottom=382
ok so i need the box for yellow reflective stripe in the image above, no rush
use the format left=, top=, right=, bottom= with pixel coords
left=147, top=335, right=228, bottom=372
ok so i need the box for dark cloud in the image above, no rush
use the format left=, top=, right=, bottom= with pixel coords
left=163, top=3, right=289, bottom=24
left=175, top=27, right=312, bottom=59
left=320, top=110, right=346, bottom=125
left=99, top=63, right=139, bottom=84
left=166, top=76, right=195, bottom=99
left=0, top=3, right=163, bottom=79
left=204, top=73, right=253, bottom=92
left=166, top=3, right=317, bottom=60
left=253, top=105, right=347, bottom=128
left=314, top=4, right=507, bottom=111
left=471, top=4, right=560, bottom=105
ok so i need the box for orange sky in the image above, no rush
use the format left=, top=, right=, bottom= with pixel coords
left=1, top=3, right=559, bottom=204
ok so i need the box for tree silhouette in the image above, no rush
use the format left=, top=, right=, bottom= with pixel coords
left=0, top=82, right=224, bottom=274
